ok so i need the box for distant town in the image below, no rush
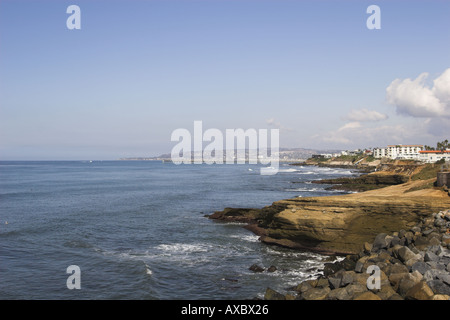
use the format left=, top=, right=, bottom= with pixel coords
left=120, top=140, right=450, bottom=164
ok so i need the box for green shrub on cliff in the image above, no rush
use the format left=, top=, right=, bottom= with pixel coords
left=411, top=164, right=441, bottom=181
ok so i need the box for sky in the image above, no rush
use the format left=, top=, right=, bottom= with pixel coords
left=0, top=0, right=449, bottom=160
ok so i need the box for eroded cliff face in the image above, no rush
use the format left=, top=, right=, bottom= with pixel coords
left=209, top=179, right=450, bottom=255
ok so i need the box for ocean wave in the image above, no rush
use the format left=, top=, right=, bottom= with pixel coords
left=296, top=171, right=317, bottom=175
left=228, top=234, right=260, bottom=242
left=276, top=168, right=299, bottom=173
left=155, top=243, right=209, bottom=254
left=284, top=188, right=323, bottom=192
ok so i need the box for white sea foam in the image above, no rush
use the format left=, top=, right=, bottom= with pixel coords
left=229, top=234, right=260, bottom=242
left=285, top=188, right=322, bottom=192
left=276, top=168, right=299, bottom=173
left=145, top=264, right=153, bottom=276
left=299, top=171, right=317, bottom=175
left=155, top=243, right=209, bottom=254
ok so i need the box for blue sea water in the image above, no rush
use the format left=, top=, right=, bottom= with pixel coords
left=0, top=161, right=358, bottom=300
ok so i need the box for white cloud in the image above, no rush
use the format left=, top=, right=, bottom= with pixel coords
left=266, top=118, right=293, bottom=132
left=316, top=121, right=428, bottom=148
left=386, top=68, right=450, bottom=118
left=337, top=121, right=362, bottom=132
left=345, top=108, right=388, bottom=122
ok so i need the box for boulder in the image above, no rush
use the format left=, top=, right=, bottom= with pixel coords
left=389, top=263, right=409, bottom=275
left=264, top=288, right=286, bottom=300
left=388, top=293, right=404, bottom=300
left=301, top=287, right=331, bottom=300
left=393, top=245, right=416, bottom=262
left=328, top=276, right=341, bottom=290
left=411, top=261, right=432, bottom=275
left=249, top=264, right=264, bottom=272
left=316, top=277, right=330, bottom=288
left=327, top=287, right=351, bottom=300
left=396, top=271, right=423, bottom=296
left=345, top=283, right=368, bottom=298
left=295, top=281, right=313, bottom=294
left=355, top=260, right=364, bottom=273
left=431, top=294, right=450, bottom=300
left=340, top=257, right=356, bottom=271
left=267, top=265, right=277, bottom=273
left=405, top=281, right=434, bottom=300
left=353, top=292, right=382, bottom=300
left=436, top=274, right=450, bottom=286
left=414, top=236, right=431, bottom=250
left=424, top=251, right=439, bottom=263
left=323, top=263, right=342, bottom=277
left=427, top=280, right=450, bottom=296
left=376, top=284, right=397, bottom=300
left=363, top=242, right=372, bottom=254
left=372, top=233, right=389, bottom=252
left=341, top=271, right=356, bottom=287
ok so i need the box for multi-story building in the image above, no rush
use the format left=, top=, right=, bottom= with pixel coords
left=373, top=145, right=423, bottom=160
left=419, top=150, right=450, bottom=163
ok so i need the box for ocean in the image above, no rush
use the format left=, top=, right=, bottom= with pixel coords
left=0, top=160, right=359, bottom=299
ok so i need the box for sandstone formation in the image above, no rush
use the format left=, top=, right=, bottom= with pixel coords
left=209, top=178, right=450, bottom=255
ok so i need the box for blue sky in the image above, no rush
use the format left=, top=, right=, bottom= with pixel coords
left=1, top=0, right=449, bottom=160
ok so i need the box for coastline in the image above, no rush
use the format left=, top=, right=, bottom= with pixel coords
left=207, top=161, right=450, bottom=299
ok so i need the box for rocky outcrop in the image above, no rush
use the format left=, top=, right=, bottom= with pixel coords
left=209, top=179, right=450, bottom=255
left=264, top=209, right=450, bottom=300
left=311, top=173, right=409, bottom=192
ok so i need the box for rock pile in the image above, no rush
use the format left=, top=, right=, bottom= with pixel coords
left=264, top=209, right=450, bottom=300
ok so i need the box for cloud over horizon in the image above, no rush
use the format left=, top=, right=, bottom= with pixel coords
left=345, top=108, right=388, bottom=122
left=386, top=68, right=450, bottom=118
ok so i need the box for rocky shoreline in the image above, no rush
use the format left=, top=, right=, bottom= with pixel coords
left=207, top=162, right=450, bottom=300
left=264, top=209, right=450, bottom=300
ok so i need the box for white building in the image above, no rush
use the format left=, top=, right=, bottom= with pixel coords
left=373, top=147, right=387, bottom=158
left=373, top=145, right=423, bottom=160
left=419, top=150, right=450, bottom=163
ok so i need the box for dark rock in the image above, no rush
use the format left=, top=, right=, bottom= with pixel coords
left=341, top=271, right=356, bottom=287
left=424, top=251, right=439, bottom=262
left=341, top=257, right=357, bottom=271
left=427, top=280, right=450, bottom=295
left=249, top=264, right=265, bottom=272
left=323, top=262, right=342, bottom=277
left=434, top=218, right=446, bottom=228
left=404, top=232, right=414, bottom=246
left=422, top=228, right=435, bottom=236
left=389, top=236, right=402, bottom=248
left=328, top=276, right=341, bottom=290
left=414, top=236, right=431, bottom=250
left=372, top=233, right=389, bottom=252
left=411, top=226, right=421, bottom=234
left=354, top=260, right=364, bottom=273
left=436, top=274, right=450, bottom=286
left=411, top=262, right=431, bottom=275
left=267, top=265, right=277, bottom=273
